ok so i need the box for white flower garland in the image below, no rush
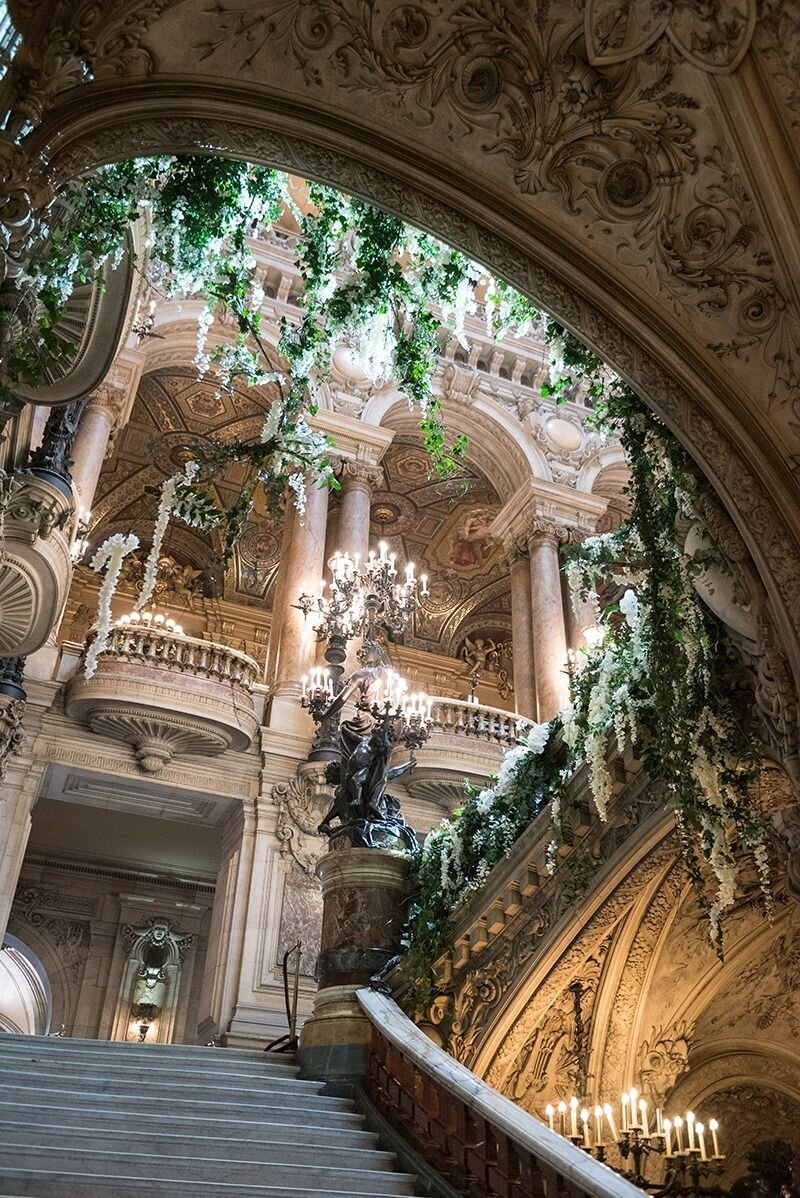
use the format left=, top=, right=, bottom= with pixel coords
left=85, top=533, right=140, bottom=678
left=134, top=461, right=199, bottom=612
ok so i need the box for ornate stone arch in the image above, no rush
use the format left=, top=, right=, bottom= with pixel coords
left=2, top=4, right=799, bottom=714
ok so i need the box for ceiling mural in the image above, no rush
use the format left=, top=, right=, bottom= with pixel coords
left=367, top=436, right=511, bottom=656
left=91, top=368, right=284, bottom=609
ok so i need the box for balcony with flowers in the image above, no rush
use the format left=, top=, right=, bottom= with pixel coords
left=65, top=607, right=260, bottom=774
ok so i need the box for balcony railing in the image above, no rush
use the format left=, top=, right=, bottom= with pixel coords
left=66, top=624, right=260, bottom=773
left=429, top=697, right=530, bottom=745
left=102, top=624, right=259, bottom=689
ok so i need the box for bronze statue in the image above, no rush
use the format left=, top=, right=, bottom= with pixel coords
left=316, top=683, right=418, bottom=851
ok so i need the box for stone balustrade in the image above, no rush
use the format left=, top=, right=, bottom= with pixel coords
left=395, top=697, right=530, bottom=810
left=66, top=624, right=260, bottom=774
left=102, top=624, right=259, bottom=689
left=428, top=697, right=530, bottom=745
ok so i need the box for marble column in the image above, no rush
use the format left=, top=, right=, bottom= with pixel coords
left=528, top=520, right=569, bottom=722
left=268, top=478, right=330, bottom=733
left=336, top=462, right=382, bottom=564
left=506, top=542, right=536, bottom=720
left=69, top=392, right=120, bottom=512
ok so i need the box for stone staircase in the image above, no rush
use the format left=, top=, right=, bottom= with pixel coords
left=0, top=1034, right=420, bottom=1198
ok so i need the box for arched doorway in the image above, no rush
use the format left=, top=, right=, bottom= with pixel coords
left=0, top=932, right=52, bottom=1036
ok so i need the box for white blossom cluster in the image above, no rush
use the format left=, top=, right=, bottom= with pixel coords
left=85, top=533, right=140, bottom=678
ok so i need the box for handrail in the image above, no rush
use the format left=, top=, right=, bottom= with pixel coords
left=357, top=988, right=641, bottom=1198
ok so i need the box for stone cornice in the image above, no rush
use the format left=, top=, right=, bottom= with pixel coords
left=491, top=478, right=609, bottom=553
left=310, top=409, right=394, bottom=466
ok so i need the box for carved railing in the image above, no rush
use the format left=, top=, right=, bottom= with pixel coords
left=428, top=697, right=530, bottom=746
left=359, top=988, right=641, bottom=1198
left=66, top=626, right=260, bottom=773
left=100, top=625, right=259, bottom=689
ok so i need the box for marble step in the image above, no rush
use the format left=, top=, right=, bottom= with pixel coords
left=0, top=1041, right=299, bottom=1078
left=0, top=1034, right=277, bottom=1063
left=1, top=1122, right=397, bottom=1170
left=0, top=1146, right=418, bottom=1195
left=0, top=1168, right=416, bottom=1198
left=0, top=1098, right=378, bottom=1143
left=0, top=1070, right=341, bottom=1106
left=0, top=1052, right=304, bottom=1084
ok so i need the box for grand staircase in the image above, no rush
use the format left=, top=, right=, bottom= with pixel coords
left=0, top=1035, right=420, bottom=1198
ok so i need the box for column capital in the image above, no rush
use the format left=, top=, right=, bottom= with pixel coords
left=498, top=533, right=530, bottom=566
left=491, top=477, right=609, bottom=550
left=334, top=459, right=384, bottom=491
left=310, top=409, right=394, bottom=468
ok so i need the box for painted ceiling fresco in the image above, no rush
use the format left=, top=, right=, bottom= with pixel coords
left=366, top=436, right=510, bottom=655
left=91, top=368, right=284, bottom=609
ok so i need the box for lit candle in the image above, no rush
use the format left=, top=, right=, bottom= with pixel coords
left=696, top=1122, right=707, bottom=1161
left=686, top=1111, right=695, bottom=1152
left=603, top=1103, right=618, bottom=1142
left=379, top=541, right=387, bottom=561
left=629, top=1088, right=638, bottom=1127
left=545, top=1104, right=554, bottom=1132
left=621, top=1092, right=629, bottom=1132
left=558, top=1101, right=567, bottom=1136
left=639, top=1099, right=650, bottom=1137
left=709, top=1119, right=720, bottom=1158
left=656, top=1107, right=663, bottom=1136
left=594, top=1106, right=604, bottom=1145
left=663, top=1119, right=673, bottom=1157
left=581, top=1109, right=591, bottom=1148
left=674, top=1115, right=684, bottom=1153
left=570, top=1097, right=579, bottom=1138
left=421, top=573, right=429, bottom=596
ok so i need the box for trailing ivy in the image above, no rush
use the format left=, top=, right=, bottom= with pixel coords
left=401, top=328, right=770, bottom=1005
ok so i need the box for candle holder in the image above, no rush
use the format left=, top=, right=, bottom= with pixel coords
left=543, top=1096, right=726, bottom=1196
left=297, top=544, right=428, bottom=762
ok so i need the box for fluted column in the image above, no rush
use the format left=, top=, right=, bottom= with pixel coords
left=506, top=542, right=536, bottom=719
left=528, top=520, right=569, bottom=722
left=268, top=478, right=330, bottom=732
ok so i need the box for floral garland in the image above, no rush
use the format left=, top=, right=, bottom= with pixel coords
left=403, top=335, right=770, bottom=1003
left=84, top=533, right=140, bottom=678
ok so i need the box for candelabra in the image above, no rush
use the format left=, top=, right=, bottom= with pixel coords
left=544, top=1091, right=726, bottom=1195
left=297, top=542, right=429, bottom=761
left=117, top=609, right=185, bottom=636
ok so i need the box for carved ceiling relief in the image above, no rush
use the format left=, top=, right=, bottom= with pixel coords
left=91, top=367, right=284, bottom=613
left=127, top=0, right=800, bottom=414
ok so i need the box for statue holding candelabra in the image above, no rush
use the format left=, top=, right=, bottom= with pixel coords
left=296, top=542, right=431, bottom=853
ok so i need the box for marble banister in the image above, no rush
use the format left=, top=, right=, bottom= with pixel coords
left=358, top=988, right=641, bottom=1198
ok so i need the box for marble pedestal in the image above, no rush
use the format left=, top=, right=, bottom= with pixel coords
left=298, top=845, right=409, bottom=1084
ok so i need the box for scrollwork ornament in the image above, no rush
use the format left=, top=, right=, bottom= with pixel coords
left=0, top=695, right=25, bottom=781
left=272, top=773, right=329, bottom=877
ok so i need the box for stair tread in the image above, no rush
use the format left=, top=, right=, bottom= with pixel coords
left=0, top=1098, right=372, bottom=1136
left=0, top=1035, right=279, bottom=1061
left=0, top=1122, right=396, bottom=1164
left=0, top=1169, right=420, bottom=1198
